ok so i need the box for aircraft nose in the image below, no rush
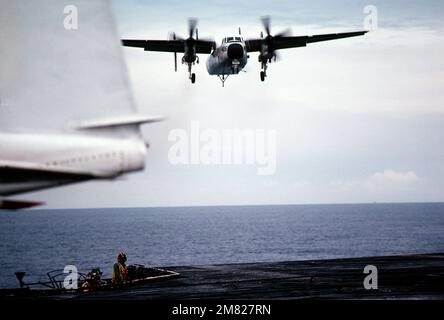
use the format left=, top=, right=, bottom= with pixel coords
left=227, top=43, right=244, bottom=59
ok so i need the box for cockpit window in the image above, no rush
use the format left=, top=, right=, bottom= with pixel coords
left=223, top=37, right=243, bottom=44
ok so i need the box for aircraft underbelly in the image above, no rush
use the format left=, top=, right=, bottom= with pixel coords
left=0, top=174, right=88, bottom=196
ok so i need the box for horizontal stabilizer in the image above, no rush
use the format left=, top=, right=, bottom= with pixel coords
left=75, top=114, right=166, bottom=130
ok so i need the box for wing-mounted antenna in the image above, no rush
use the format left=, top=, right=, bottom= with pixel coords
left=238, top=27, right=242, bottom=35
left=196, top=28, right=199, bottom=40
left=260, top=31, right=264, bottom=38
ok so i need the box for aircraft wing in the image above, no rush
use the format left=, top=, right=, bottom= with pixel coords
left=122, top=39, right=216, bottom=54
left=0, top=199, right=45, bottom=210
left=0, top=160, right=118, bottom=197
left=245, top=31, right=368, bottom=52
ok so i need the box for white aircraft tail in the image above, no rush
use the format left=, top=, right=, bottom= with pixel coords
left=0, top=0, right=148, bottom=133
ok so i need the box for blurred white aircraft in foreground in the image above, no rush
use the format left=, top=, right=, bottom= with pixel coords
left=0, top=0, right=163, bottom=209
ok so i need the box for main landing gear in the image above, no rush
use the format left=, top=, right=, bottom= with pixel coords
left=187, top=64, right=196, bottom=84
left=260, top=62, right=268, bottom=82
left=260, top=71, right=265, bottom=81
left=190, top=72, right=196, bottom=83
left=186, top=56, right=199, bottom=84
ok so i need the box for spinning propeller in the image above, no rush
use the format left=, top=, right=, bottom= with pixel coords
left=259, top=16, right=292, bottom=62
left=169, top=18, right=199, bottom=72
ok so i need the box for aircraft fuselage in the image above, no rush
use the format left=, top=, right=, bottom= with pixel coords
left=206, top=36, right=248, bottom=76
left=0, top=132, right=147, bottom=196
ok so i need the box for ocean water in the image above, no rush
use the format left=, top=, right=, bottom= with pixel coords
left=0, top=203, right=443, bottom=288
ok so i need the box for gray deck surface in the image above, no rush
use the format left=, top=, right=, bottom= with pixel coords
left=77, top=253, right=444, bottom=300
left=3, top=253, right=444, bottom=300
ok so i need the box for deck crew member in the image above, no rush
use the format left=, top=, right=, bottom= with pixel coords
left=112, top=252, right=128, bottom=284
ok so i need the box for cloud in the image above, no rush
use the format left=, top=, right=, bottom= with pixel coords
left=365, top=170, right=419, bottom=187
left=332, top=170, right=419, bottom=190
left=327, top=170, right=421, bottom=203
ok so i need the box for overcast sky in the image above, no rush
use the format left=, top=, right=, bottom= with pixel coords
left=23, top=0, right=444, bottom=208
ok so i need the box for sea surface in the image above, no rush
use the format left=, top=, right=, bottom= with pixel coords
left=0, top=203, right=443, bottom=288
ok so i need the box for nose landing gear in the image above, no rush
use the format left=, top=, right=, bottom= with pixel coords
left=231, top=59, right=241, bottom=75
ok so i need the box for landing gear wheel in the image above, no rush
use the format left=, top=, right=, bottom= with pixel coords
left=191, top=73, right=196, bottom=84
left=260, top=71, right=265, bottom=82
